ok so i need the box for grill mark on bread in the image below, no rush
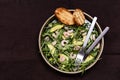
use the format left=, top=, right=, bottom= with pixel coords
left=55, top=7, right=74, bottom=25
left=73, top=9, right=85, bottom=25
left=55, top=7, right=85, bottom=26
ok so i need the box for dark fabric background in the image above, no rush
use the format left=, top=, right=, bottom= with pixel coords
left=0, top=0, right=120, bottom=80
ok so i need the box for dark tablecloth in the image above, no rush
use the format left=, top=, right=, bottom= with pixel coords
left=0, top=0, right=120, bottom=80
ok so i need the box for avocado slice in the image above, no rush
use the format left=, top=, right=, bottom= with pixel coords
left=83, top=55, right=94, bottom=63
left=73, top=39, right=83, bottom=46
left=47, top=43, right=56, bottom=55
left=50, top=24, right=64, bottom=32
left=58, top=54, right=69, bottom=64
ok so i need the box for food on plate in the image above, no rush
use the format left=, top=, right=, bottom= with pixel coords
left=73, top=9, right=85, bottom=25
left=41, top=17, right=100, bottom=72
left=55, top=7, right=74, bottom=25
left=55, top=7, right=86, bottom=26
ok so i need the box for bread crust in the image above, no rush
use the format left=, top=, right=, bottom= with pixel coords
left=55, top=7, right=74, bottom=25
left=73, top=9, right=85, bottom=25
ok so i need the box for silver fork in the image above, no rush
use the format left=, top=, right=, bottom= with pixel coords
left=75, top=17, right=97, bottom=65
left=75, top=27, right=109, bottom=66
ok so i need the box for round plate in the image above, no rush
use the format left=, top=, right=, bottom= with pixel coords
left=38, top=10, right=104, bottom=74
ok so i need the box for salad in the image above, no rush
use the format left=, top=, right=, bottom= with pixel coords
left=40, top=19, right=100, bottom=72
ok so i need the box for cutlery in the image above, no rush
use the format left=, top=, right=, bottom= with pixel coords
left=75, top=26, right=109, bottom=66
left=75, top=17, right=97, bottom=65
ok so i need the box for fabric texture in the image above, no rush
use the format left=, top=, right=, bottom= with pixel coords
left=0, top=0, right=120, bottom=80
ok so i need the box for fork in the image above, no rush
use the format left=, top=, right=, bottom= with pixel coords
left=75, top=27, right=109, bottom=66
left=75, top=17, right=97, bottom=66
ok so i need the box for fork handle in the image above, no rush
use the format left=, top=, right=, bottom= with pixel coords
left=86, top=27, right=110, bottom=54
left=83, top=17, right=97, bottom=48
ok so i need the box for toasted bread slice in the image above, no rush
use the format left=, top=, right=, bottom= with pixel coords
left=73, top=9, right=85, bottom=25
left=55, top=7, right=74, bottom=25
